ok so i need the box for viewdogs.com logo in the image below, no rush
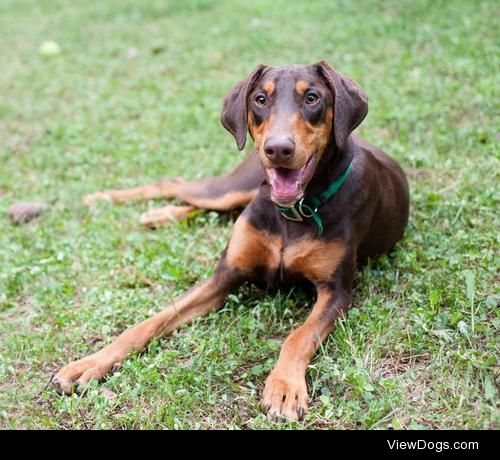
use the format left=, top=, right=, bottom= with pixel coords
left=387, top=439, right=479, bottom=453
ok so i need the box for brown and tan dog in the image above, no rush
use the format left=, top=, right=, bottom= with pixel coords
left=53, top=61, right=409, bottom=421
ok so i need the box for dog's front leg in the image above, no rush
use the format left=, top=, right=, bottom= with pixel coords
left=52, top=263, right=245, bottom=395
left=261, top=253, right=355, bottom=422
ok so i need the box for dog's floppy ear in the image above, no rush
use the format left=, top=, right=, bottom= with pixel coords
left=316, top=60, right=368, bottom=149
left=220, top=64, right=267, bottom=150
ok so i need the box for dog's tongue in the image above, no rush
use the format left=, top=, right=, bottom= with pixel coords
left=267, top=168, right=302, bottom=202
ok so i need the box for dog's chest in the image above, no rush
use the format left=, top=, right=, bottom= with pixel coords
left=265, top=238, right=346, bottom=284
left=226, top=217, right=345, bottom=284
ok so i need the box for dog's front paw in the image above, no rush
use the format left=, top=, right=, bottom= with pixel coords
left=140, top=205, right=195, bottom=228
left=82, top=192, right=113, bottom=207
left=261, top=370, right=308, bottom=421
left=52, top=353, right=120, bottom=395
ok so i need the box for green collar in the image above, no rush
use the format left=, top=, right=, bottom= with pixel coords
left=275, top=161, right=353, bottom=236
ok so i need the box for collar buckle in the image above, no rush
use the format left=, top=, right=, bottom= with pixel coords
left=297, top=197, right=317, bottom=218
left=277, top=197, right=318, bottom=222
left=274, top=160, right=353, bottom=236
left=278, top=203, right=303, bottom=222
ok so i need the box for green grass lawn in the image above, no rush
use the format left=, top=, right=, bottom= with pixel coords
left=0, top=0, right=498, bottom=429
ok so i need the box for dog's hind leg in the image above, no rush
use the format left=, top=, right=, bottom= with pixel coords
left=82, top=180, right=184, bottom=206
left=83, top=153, right=263, bottom=208
left=84, top=153, right=263, bottom=227
left=168, top=153, right=262, bottom=211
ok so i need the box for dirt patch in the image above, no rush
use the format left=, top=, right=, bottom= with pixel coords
left=376, top=353, right=436, bottom=428
left=377, top=353, right=430, bottom=378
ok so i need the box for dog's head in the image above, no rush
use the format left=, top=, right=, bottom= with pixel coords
left=221, top=61, right=368, bottom=206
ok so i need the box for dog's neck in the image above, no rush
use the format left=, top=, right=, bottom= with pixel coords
left=304, top=136, right=355, bottom=197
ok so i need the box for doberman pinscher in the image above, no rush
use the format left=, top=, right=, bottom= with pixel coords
left=53, top=60, right=409, bottom=421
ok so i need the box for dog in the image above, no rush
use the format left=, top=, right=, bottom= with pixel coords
left=52, top=60, right=410, bottom=421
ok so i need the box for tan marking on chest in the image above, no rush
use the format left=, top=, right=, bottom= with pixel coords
left=226, top=216, right=282, bottom=273
left=283, top=239, right=345, bottom=282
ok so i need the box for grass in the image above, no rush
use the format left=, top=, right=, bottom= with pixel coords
left=0, top=0, right=498, bottom=429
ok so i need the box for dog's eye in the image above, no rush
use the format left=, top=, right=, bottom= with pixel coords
left=254, top=94, right=267, bottom=107
left=305, top=92, right=319, bottom=105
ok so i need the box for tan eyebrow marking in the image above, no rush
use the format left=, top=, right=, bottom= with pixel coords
left=263, top=80, right=275, bottom=96
left=295, top=80, right=309, bottom=96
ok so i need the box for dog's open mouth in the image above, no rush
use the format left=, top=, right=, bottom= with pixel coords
left=265, top=155, right=316, bottom=206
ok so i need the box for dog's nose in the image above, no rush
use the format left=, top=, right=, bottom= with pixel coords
left=264, top=137, right=295, bottom=163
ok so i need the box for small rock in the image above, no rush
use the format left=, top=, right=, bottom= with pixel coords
left=8, top=201, right=48, bottom=224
